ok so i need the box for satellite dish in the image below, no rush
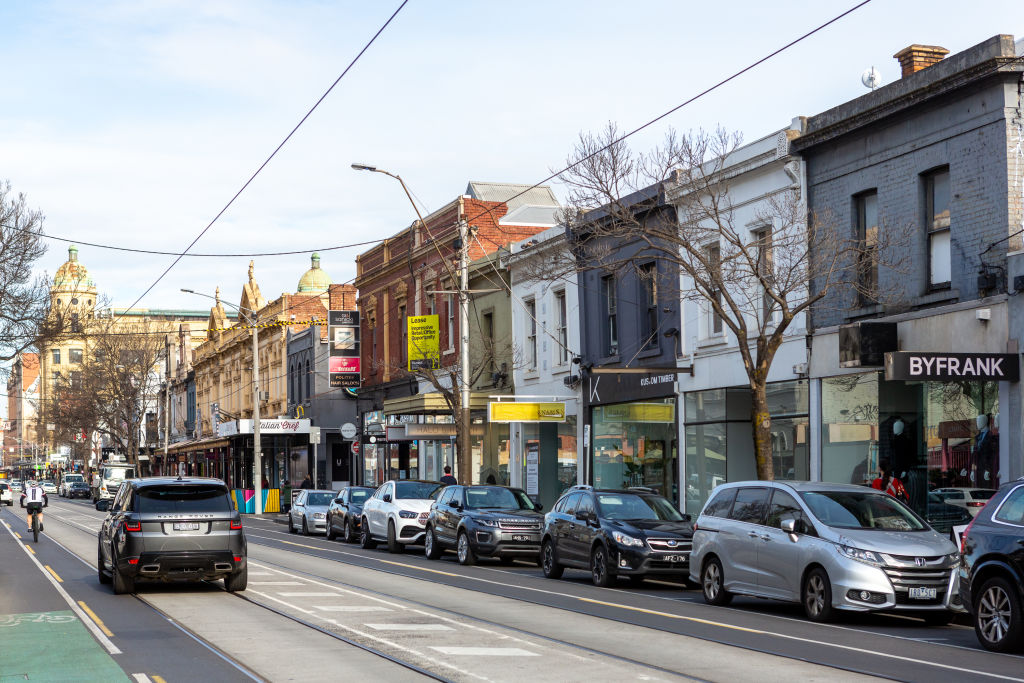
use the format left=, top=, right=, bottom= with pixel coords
left=861, top=66, right=882, bottom=90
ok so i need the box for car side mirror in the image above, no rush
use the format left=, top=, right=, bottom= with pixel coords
left=780, top=518, right=796, bottom=533
left=534, top=503, right=544, bottom=512
left=681, top=513, right=692, bottom=523
left=95, top=499, right=110, bottom=512
left=383, top=494, right=392, bottom=503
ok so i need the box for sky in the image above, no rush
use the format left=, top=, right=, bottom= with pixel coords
left=0, top=0, right=1020, bottom=314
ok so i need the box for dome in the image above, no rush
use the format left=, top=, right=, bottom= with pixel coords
left=297, top=253, right=332, bottom=293
left=53, top=245, right=96, bottom=290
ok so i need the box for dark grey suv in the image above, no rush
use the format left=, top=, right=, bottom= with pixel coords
left=96, top=477, right=247, bottom=594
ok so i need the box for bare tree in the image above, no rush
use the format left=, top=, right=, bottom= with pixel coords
left=556, top=124, right=907, bottom=481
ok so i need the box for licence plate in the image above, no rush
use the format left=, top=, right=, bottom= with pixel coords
left=908, top=587, right=937, bottom=599
left=512, top=535, right=532, bottom=542
left=173, top=522, right=200, bottom=531
left=667, top=555, right=687, bottom=563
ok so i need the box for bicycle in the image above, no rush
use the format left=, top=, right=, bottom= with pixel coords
left=30, top=508, right=40, bottom=543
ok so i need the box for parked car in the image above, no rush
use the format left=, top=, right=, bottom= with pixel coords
left=288, top=489, right=336, bottom=535
left=424, top=485, right=544, bottom=565
left=60, top=473, right=86, bottom=497
left=958, top=479, right=1024, bottom=653
left=326, top=486, right=374, bottom=542
left=361, top=480, right=443, bottom=553
left=933, top=488, right=997, bottom=517
left=690, top=481, right=961, bottom=624
left=10, top=479, right=23, bottom=493
left=925, top=492, right=973, bottom=536
left=67, top=481, right=91, bottom=500
left=541, top=485, right=694, bottom=587
left=0, top=482, right=12, bottom=506
left=40, top=480, right=58, bottom=495
left=96, top=477, right=246, bottom=594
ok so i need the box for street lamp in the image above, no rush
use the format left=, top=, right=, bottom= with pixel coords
left=182, top=288, right=266, bottom=515
left=351, top=163, right=471, bottom=484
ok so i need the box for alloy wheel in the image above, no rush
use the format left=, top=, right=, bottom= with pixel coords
left=979, top=585, right=1013, bottom=644
left=425, top=530, right=435, bottom=557
left=458, top=534, right=469, bottom=563
left=703, top=562, right=720, bottom=600
left=805, top=574, right=826, bottom=617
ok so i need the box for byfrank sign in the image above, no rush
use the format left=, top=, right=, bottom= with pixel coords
left=884, top=352, right=1020, bottom=382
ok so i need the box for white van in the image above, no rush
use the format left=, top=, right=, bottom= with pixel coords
left=93, top=464, right=137, bottom=501
left=59, top=473, right=85, bottom=497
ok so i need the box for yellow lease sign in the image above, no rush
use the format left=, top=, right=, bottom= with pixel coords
left=489, top=402, right=566, bottom=423
left=408, top=315, right=440, bottom=370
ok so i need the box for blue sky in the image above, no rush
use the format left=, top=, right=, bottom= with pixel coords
left=0, top=0, right=1019, bottom=312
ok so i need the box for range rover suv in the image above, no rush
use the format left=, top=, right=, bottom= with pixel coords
left=96, top=477, right=247, bottom=594
left=424, top=485, right=543, bottom=565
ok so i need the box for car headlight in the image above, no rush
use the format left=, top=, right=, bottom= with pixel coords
left=313, top=512, right=326, bottom=519
left=837, top=544, right=883, bottom=566
left=398, top=510, right=418, bottom=519
left=613, top=531, right=645, bottom=548
left=472, top=517, right=499, bottom=527
left=947, top=552, right=960, bottom=565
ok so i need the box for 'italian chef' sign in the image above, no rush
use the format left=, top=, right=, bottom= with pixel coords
left=885, top=352, right=1019, bottom=382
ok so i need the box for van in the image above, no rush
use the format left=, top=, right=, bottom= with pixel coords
left=93, top=464, right=137, bottom=502
left=60, top=472, right=86, bottom=497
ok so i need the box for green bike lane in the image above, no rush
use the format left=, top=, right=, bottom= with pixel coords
left=0, top=506, right=255, bottom=682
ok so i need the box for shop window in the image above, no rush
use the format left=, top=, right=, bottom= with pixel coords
left=554, top=290, right=568, bottom=365
left=524, top=298, right=537, bottom=370
left=924, top=168, right=951, bottom=288
left=592, top=398, right=675, bottom=499
left=601, top=275, right=618, bottom=356
left=639, top=262, right=658, bottom=349
left=446, top=294, right=455, bottom=351
left=753, top=227, right=775, bottom=325
left=854, top=191, right=879, bottom=302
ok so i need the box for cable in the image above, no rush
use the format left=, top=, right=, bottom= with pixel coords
left=115, top=0, right=409, bottom=322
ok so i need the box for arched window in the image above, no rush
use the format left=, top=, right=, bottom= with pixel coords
left=305, top=359, right=311, bottom=398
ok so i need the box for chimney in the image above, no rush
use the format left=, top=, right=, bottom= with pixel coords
left=893, top=44, right=949, bottom=78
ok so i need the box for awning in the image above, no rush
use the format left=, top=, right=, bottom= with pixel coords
left=382, top=391, right=491, bottom=415
left=166, top=436, right=231, bottom=455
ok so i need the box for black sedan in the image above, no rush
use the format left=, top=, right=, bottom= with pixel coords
left=325, top=486, right=375, bottom=543
left=67, top=481, right=91, bottom=500
left=424, top=485, right=543, bottom=565
left=925, top=491, right=973, bottom=536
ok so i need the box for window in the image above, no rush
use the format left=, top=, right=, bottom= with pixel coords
left=576, top=494, right=595, bottom=518
left=71, top=312, right=81, bottom=333
left=994, top=486, right=1024, bottom=526
left=702, top=488, right=736, bottom=517
left=445, top=294, right=455, bottom=350
left=754, top=228, right=774, bottom=324
left=524, top=299, right=537, bottom=370
left=561, top=492, right=583, bottom=515
left=427, top=291, right=436, bottom=317
left=765, top=489, right=809, bottom=530
left=398, top=305, right=407, bottom=367
left=481, top=312, right=495, bottom=374
left=52, top=371, right=62, bottom=385
left=601, top=275, right=618, bottom=356
left=855, top=191, right=879, bottom=302
left=70, top=371, right=82, bottom=389
left=305, top=359, right=311, bottom=397
left=69, top=348, right=83, bottom=364
left=554, top=290, right=568, bottom=364
left=728, top=487, right=769, bottom=524
left=925, top=168, right=951, bottom=288
left=639, top=263, right=658, bottom=349
left=51, top=349, right=61, bottom=364
left=705, top=244, right=723, bottom=335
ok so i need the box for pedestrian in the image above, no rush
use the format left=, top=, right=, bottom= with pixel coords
left=871, top=461, right=908, bottom=502
left=440, top=465, right=457, bottom=486
left=299, top=474, right=312, bottom=489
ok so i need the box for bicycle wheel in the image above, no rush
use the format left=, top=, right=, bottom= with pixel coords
left=32, top=513, right=39, bottom=543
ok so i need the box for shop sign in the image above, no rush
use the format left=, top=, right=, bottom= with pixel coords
left=329, top=310, right=360, bottom=388
left=585, top=372, right=676, bottom=406
left=408, top=315, right=440, bottom=370
left=595, top=402, right=675, bottom=423
left=387, top=423, right=458, bottom=441
left=489, top=402, right=566, bottom=423
left=884, top=352, right=1020, bottom=382
left=221, top=419, right=311, bottom=435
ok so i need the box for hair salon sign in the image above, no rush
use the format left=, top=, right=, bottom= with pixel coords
left=885, top=352, right=1020, bottom=382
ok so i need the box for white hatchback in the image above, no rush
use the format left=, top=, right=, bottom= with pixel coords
left=360, top=480, right=444, bottom=553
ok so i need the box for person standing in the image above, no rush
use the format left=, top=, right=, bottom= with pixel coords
left=439, top=465, right=457, bottom=486
left=299, top=475, right=312, bottom=490
left=871, top=461, right=908, bottom=502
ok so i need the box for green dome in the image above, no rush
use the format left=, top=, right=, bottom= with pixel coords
left=53, top=245, right=96, bottom=289
left=297, top=253, right=332, bottom=293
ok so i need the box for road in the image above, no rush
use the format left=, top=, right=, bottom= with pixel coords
left=2, top=497, right=1021, bottom=682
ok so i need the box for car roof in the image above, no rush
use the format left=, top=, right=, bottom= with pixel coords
left=713, top=480, right=875, bottom=494
left=300, top=489, right=336, bottom=494
left=130, top=476, right=228, bottom=488
left=386, top=479, right=441, bottom=485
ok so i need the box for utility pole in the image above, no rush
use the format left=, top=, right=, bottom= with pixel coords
left=252, top=318, right=263, bottom=516
left=458, top=218, right=472, bottom=485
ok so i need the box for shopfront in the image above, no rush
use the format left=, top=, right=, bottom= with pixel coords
left=584, top=372, right=679, bottom=504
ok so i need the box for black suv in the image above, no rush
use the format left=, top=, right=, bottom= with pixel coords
left=96, top=477, right=247, bottom=595
left=541, top=486, right=693, bottom=587
left=326, top=486, right=375, bottom=542
left=424, top=485, right=543, bottom=565
left=67, top=481, right=91, bottom=500
left=959, top=478, right=1024, bottom=653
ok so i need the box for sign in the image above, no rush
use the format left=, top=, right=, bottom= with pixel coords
left=340, top=423, right=357, bottom=439
left=218, top=419, right=311, bottom=436
left=407, top=315, right=440, bottom=371
left=584, top=372, right=677, bottom=407
left=328, top=310, right=360, bottom=389
left=885, top=352, right=1020, bottom=382
left=310, top=427, right=321, bottom=445
left=387, top=423, right=457, bottom=441
left=526, top=448, right=539, bottom=496
left=594, top=402, right=675, bottom=423
left=351, top=441, right=361, bottom=456
left=489, top=402, right=566, bottom=423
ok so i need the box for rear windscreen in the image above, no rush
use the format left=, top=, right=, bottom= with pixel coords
left=137, top=485, right=232, bottom=514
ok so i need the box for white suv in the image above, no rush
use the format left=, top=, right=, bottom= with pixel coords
left=360, top=480, right=444, bottom=553
left=0, top=482, right=12, bottom=506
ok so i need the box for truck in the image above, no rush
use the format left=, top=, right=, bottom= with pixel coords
left=92, top=462, right=137, bottom=502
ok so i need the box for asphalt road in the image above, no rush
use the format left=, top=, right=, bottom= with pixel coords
left=9, top=496, right=1024, bottom=682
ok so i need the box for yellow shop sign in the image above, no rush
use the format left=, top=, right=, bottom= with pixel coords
left=489, top=402, right=567, bottom=423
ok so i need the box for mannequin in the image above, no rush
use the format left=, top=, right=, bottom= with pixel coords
left=973, top=413, right=998, bottom=485
left=889, top=417, right=914, bottom=480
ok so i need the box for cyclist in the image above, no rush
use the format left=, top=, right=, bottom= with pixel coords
left=20, top=481, right=48, bottom=533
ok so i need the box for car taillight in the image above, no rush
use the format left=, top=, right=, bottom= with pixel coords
left=233, top=556, right=242, bottom=562
left=967, top=501, right=986, bottom=507
left=230, top=519, right=243, bottom=530
left=961, top=516, right=977, bottom=554
left=124, top=520, right=141, bottom=532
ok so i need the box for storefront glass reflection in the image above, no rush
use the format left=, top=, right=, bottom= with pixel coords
left=592, top=398, right=676, bottom=499
left=520, top=417, right=578, bottom=499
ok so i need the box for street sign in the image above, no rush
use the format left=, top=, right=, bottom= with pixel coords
left=340, top=422, right=357, bottom=439
left=328, top=310, right=360, bottom=388
left=351, top=441, right=361, bottom=456
left=310, top=427, right=321, bottom=445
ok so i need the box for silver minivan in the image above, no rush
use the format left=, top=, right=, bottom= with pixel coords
left=690, top=481, right=963, bottom=623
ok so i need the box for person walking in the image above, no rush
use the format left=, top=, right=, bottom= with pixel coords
left=439, top=465, right=457, bottom=486
left=871, top=461, right=908, bottom=502
left=299, top=475, right=312, bottom=490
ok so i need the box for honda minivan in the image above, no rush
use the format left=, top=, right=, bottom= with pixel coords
left=690, top=481, right=961, bottom=623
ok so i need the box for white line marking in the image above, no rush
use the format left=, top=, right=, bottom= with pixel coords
left=132, top=675, right=152, bottom=682
left=248, top=581, right=303, bottom=585
left=364, top=623, right=454, bottom=631
left=431, top=646, right=538, bottom=657
left=276, top=592, right=339, bottom=597
left=313, top=606, right=393, bottom=612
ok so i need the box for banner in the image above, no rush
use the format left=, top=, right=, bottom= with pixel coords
left=408, top=315, right=440, bottom=371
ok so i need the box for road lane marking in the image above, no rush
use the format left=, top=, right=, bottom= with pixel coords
left=313, top=605, right=393, bottom=612
left=276, top=592, right=338, bottom=597
left=364, top=623, right=455, bottom=631
left=432, top=646, right=538, bottom=657
left=15, top=531, right=22, bottom=539
left=44, top=565, right=63, bottom=583
left=25, top=544, right=36, bottom=554
left=132, top=675, right=152, bottom=682
left=248, top=581, right=303, bottom=585
left=78, top=601, right=115, bottom=637
left=152, top=676, right=167, bottom=683
left=0, top=518, right=121, bottom=655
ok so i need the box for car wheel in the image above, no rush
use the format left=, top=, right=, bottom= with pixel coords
left=360, top=518, right=377, bottom=549
left=387, top=520, right=402, bottom=554
left=301, top=517, right=310, bottom=536
left=288, top=515, right=297, bottom=534
left=424, top=526, right=442, bottom=560
left=701, top=557, right=732, bottom=606
left=342, top=519, right=356, bottom=544
left=541, top=538, right=563, bottom=579
left=97, top=543, right=111, bottom=585
left=325, top=516, right=337, bottom=541
left=112, top=559, right=135, bottom=595
left=974, top=576, right=1024, bottom=653
left=457, top=531, right=476, bottom=566
left=225, top=565, right=247, bottom=592
left=590, top=545, right=614, bottom=587
left=802, top=567, right=835, bottom=622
